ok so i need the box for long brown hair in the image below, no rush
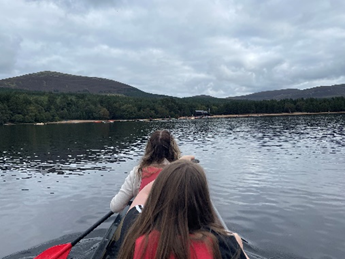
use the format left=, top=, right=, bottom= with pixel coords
left=118, top=160, right=230, bottom=259
left=138, top=130, right=181, bottom=174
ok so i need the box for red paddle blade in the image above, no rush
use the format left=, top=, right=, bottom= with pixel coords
left=34, top=243, right=72, bottom=259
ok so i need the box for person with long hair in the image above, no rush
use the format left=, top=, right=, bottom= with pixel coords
left=110, top=130, right=194, bottom=213
left=117, top=160, right=249, bottom=259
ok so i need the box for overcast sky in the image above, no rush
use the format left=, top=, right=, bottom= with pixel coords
left=1, top=0, right=344, bottom=98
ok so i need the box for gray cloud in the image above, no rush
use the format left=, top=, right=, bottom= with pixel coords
left=0, top=35, right=21, bottom=75
left=0, top=0, right=344, bottom=97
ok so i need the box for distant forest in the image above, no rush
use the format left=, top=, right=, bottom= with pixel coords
left=1, top=89, right=345, bottom=124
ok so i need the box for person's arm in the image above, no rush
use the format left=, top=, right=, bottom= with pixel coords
left=232, top=233, right=243, bottom=247
left=232, top=233, right=249, bottom=259
left=110, top=166, right=140, bottom=213
left=219, top=232, right=250, bottom=259
left=179, top=155, right=195, bottom=161
left=128, top=180, right=155, bottom=211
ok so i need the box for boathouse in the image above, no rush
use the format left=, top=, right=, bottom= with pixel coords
left=194, top=110, right=210, bottom=116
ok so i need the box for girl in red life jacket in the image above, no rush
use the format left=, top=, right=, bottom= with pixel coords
left=110, top=130, right=194, bottom=213
left=118, top=160, right=249, bottom=259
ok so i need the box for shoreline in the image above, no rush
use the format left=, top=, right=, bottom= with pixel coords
left=201, top=111, right=345, bottom=119
left=3, top=111, right=345, bottom=126
left=179, top=111, right=345, bottom=120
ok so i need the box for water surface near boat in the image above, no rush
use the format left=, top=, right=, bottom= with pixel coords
left=1, top=115, right=345, bottom=259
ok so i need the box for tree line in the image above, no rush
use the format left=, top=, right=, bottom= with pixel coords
left=0, top=90, right=345, bottom=124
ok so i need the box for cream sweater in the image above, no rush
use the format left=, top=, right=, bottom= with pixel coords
left=110, top=165, right=141, bottom=213
left=110, top=159, right=171, bottom=213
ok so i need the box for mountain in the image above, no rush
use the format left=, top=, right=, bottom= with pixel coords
left=228, top=84, right=345, bottom=100
left=184, top=94, right=219, bottom=100
left=0, top=71, right=164, bottom=98
left=1, top=71, right=344, bottom=100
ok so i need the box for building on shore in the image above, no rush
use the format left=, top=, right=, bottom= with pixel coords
left=194, top=109, right=210, bottom=117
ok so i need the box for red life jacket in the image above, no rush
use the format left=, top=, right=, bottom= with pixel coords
left=134, top=230, right=213, bottom=259
left=139, top=166, right=163, bottom=191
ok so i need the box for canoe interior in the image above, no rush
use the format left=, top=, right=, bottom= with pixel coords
left=91, top=206, right=129, bottom=259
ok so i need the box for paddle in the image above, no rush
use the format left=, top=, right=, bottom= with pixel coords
left=35, top=211, right=114, bottom=259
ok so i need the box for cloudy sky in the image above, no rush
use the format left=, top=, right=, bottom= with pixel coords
left=1, top=0, right=345, bottom=98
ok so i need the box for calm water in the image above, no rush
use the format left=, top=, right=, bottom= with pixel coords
left=1, top=115, right=345, bottom=259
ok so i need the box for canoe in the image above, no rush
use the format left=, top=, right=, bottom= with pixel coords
left=91, top=202, right=240, bottom=258
left=91, top=205, right=129, bottom=259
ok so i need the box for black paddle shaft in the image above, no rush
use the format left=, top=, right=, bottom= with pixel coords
left=71, top=211, right=114, bottom=246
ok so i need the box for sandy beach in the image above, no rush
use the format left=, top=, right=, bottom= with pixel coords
left=40, top=111, right=345, bottom=125
left=3, top=111, right=344, bottom=126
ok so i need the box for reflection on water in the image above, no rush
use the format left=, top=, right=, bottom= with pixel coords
left=0, top=122, right=153, bottom=173
left=1, top=115, right=345, bottom=259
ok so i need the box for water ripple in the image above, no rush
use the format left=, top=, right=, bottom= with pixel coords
left=1, top=115, right=345, bottom=259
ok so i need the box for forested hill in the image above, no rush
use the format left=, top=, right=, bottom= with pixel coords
left=228, top=84, right=345, bottom=100
left=0, top=71, right=165, bottom=98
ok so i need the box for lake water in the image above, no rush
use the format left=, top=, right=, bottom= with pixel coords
left=1, top=115, right=344, bottom=259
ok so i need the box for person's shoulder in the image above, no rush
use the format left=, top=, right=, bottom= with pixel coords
left=143, top=166, right=162, bottom=172
left=131, top=165, right=140, bottom=172
left=128, top=165, right=141, bottom=179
